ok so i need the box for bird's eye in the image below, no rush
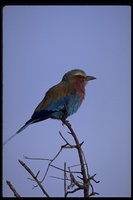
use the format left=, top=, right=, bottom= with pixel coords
left=76, top=75, right=82, bottom=78
left=75, top=75, right=86, bottom=83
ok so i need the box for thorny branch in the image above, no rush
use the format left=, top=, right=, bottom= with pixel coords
left=61, top=120, right=99, bottom=197
left=6, top=120, right=99, bottom=197
left=62, top=119, right=90, bottom=197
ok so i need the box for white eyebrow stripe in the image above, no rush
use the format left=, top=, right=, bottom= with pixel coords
left=75, top=72, right=86, bottom=76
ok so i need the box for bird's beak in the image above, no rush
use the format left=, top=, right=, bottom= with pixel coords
left=86, top=75, right=96, bottom=81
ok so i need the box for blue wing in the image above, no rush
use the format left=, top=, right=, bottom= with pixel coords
left=31, top=90, right=81, bottom=121
left=16, top=84, right=81, bottom=134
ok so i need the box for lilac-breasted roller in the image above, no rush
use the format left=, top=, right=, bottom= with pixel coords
left=3, top=69, right=96, bottom=146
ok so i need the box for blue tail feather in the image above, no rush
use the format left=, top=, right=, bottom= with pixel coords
left=3, top=119, right=34, bottom=146
left=16, top=119, right=33, bottom=133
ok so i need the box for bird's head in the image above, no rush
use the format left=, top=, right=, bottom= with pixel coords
left=62, top=69, right=96, bottom=86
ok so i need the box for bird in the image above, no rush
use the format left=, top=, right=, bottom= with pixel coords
left=3, top=69, right=96, bottom=146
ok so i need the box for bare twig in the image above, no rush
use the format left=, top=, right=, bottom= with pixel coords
left=50, top=164, right=81, bottom=174
left=6, top=181, right=21, bottom=197
left=15, top=120, right=99, bottom=197
left=64, top=162, right=67, bottom=197
left=88, top=174, right=100, bottom=196
left=23, top=143, right=68, bottom=189
left=59, top=131, right=80, bottom=148
left=39, top=144, right=68, bottom=184
left=49, top=175, right=68, bottom=181
left=23, top=156, right=51, bottom=161
left=68, top=167, right=83, bottom=189
left=18, top=160, right=50, bottom=197
left=62, top=119, right=89, bottom=197
left=81, top=148, right=90, bottom=178
left=89, top=173, right=100, bottom=183
left=65, top=187, right=82, bottom=197
left=89, top=182, right=100, bottom=197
